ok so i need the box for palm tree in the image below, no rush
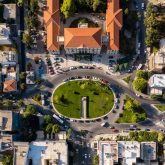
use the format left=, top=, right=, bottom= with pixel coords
left=52, top=124, right=60, bottom=134
left=3, top=99, right=12, bottom=110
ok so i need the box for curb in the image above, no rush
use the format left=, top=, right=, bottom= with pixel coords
left=51, top=79, right=116, bottom=121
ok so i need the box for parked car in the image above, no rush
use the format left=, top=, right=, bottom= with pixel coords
left=55, top=57, right=62, bottom=63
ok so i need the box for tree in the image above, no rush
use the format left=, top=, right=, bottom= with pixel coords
left=136, top=70, right=149, bottom=80
left=45, top=123, right=53, bottom=133
left=17, top=0, right=24, bottom=7
left=19, top=72, right=26, bottom=80
left=3, top=99, right=12, bottom=108
left=61, top=0, right=76, bottom=18
left=67, top=128, right=73, bottom=139
left=17, top=100, right=24, bottom=107
left=23, top=104, right=37, bottom=118
left=30, top=0, right=39, bottom=13
left=20, top=83, right=27, bottom=90
left=132, top=78, right=148, bottom=93
left=93, top=0, right=100, bottom=12
left=22, top=32, right=32, bottom=47
left=26, top=104, right=37, bottom=114
left=157, top=132, right=164, bottom=142
left=52, top=124, right=60, bottom=134
left=44, top=115, right=53, bottom=124
left=124, top=8, right=129, bottom=15
left=2, top=154, right=13, bottom=165
left=92, top=154, right=99, bottom=165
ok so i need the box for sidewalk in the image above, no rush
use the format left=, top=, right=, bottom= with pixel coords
left=91, top=133, right=129, bottom=141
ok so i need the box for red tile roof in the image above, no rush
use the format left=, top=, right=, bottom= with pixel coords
left=106, top=0, right=123, bottom=51
left=43, top=0, right=60, bottom=51
left=64, top=28, right=102, bottom=48
left=3, top=79, right=17, bottom=93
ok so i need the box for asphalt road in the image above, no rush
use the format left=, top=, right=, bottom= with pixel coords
left=137, top=0, right=146, bottom=63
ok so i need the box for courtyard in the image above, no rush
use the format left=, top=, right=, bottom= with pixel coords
left=53, top=80, right=114, bottom=119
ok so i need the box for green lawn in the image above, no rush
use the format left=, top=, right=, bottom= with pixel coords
left=53, top=80, right=114, bottom=118
left=154, top=104, right=165, bottom=112
left=116, top=96, right=147, bottom=123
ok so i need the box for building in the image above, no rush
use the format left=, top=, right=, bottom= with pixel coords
left=118, top=141, right=140, bottom=165
left=13, top=142, right=29, bottom=165
left=0, top=23, right=11, bottom=45
left=0, top=134, right=12, bottom=152
left=141, top=142, right=157, bottom=161
left=2, top=66, right=17, bottom=93
left=0, top=110, right=19, bottom=132
left=43, top=0, right=60, bottom=54
left=148, top=39, right=165, bottom=71
left=26, top=71, right=35, bottom=85
left=149, top=74, right=165, bottom=95
left=98, top=141, right=118, bottom=165
left=3, top=4, right=16, bottom=20
left=106, top=0, right=123, bottom=53
left=0, top=110, right=13, bottom=131
left=27, top=141, right=68, bottom=165
left=64, top=28, right=102, bottom=55
left=14, top=134, right=68, bottom=165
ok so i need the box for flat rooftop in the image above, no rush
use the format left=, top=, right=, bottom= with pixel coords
left=141, top=142, right=157, bottom=160
left=0, top=110, right=13, bottom=131
left=28, top=141, right=68, bottom=165
left=98, top=141, right=118, bottom=165
left=14, top=142, right=29, bottom=165
left=118, top=141, right=140, bottom=165
left=149, top=74, right=165, bottom=88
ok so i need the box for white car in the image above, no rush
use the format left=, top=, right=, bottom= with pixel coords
left=136, top=93, right=140, bottom=97
left=141, top=3, right=145, bottom=9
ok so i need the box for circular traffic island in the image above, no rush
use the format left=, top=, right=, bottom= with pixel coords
left=52, top=80, right=114, bottom=119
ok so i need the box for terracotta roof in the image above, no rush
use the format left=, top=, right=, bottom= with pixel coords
left=64, top=28, right=101, bottom=48
left=43, top=0, right=60, bottom=51
left=3, top=79, right=17, bottom=93
left=106, top=0, right=123, bottom=51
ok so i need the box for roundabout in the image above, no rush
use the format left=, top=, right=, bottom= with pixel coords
left=52, top=79, right=114, bottom=119
left=24, top=68, right=164, bottom=136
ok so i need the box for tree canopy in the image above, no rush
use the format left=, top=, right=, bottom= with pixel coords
left=133, top=78, right=148, bottom=93
left=22, top=32, right=32, bottom=47
left=61, top=0, right=76, bottom=18
left=92, top=154, right=99, bottom=165
left=23, top=104, right=37, bottom=118
left=2, top=154, right=13, bottom=165
left=129, top=131, right=164, bottom=142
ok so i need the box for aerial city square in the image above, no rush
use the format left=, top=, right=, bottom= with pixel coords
left=0, top=0, right=165, bottom=164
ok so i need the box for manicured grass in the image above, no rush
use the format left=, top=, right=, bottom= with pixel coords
left=53, top=80, right=114, bottom=118
left=123, top=76, right=131, bottom=84
left=154, top=104, right=165, bottom=112
left=116, top=96, right=147, bottom=123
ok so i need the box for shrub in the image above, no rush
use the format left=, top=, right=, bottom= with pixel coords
left=93, top=91, right=99, bottom=95
left=74, top=91, right=80, bottom=94
left=132, top=78, right=148, bottom=93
